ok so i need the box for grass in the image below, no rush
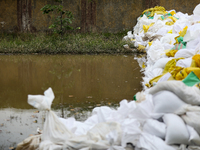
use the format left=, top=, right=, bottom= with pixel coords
left=0, top=32, right=136, bottom=55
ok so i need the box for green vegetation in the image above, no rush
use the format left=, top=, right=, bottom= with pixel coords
left=41, top=0, right=75, bottom=35
left=0, top=32, right=136, bottom=54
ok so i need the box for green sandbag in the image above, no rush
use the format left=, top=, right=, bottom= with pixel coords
left=182, top=71, right=200, bottom=87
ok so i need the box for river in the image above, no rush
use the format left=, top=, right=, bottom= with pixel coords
left=0, top=54, right=142, bottom=149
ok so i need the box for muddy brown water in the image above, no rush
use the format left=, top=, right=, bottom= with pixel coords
left=0, top=54, right=142, bottom=149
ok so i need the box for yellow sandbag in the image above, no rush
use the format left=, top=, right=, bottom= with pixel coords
left=179, top=26, right=188, bottom=37
left=166, top=50, right=178, bottom=57
left=190, top=59, right=198, bottom=67
left=176, top=67, right=200, bottom=80
left=163, top=58, right=184, bottom=74
left=168, top=29, right=173, bottom=34
left=142, top=62, right=146, bottom=68
left=170, top=10, right=176, bottom=16
left=149, top=74, right=166, bottom=87
left=145, top=83, right=151, bottom=88
left=167, top=75, right=175, bottom=81
left=138, top=44, right=146, bottom=51
left=148, top=41, right=153, bottom=46
left=165, top=22, right=174, bottom=26
left=192, top=54, right=200, bottom=67
left=154, top=10, right=166, bottom=15
left=143, top=23, right=154, bottom=33
left=169, top=66, right=184, bottom=79
left=142, top=6, right=166, bottom=17
left=168, top=16, right=178, bottom=22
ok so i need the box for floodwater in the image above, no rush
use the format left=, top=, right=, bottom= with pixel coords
left=0, top=54, right=142, bottom=149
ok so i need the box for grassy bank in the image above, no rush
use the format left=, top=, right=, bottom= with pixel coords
left=0, top=32, right=136, bottom=54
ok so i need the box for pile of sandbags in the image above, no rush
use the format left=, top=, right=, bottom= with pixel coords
left=124, top=4, right=200, bottom=91
left=17, top=4, right=200, bottom=150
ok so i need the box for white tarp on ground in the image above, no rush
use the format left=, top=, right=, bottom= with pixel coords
left=17, top=3, right=200, bottom=150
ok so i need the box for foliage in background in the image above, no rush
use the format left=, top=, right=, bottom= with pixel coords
left=0, top=32, right=136, bottom=54
left=41, top=0, right=74, bottom=35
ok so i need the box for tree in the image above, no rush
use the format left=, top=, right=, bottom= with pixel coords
left=41, top=0, right=74, bottom=35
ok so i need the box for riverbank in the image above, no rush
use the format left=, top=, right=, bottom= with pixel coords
left=0, top=32, right=136, bottom=55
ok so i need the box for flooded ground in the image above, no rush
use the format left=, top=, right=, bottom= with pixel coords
left=0, top=54, right=142, bottom=149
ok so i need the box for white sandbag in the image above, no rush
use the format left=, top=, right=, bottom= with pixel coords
left=42, top=110, right=73, bottom=144
left=39, top=140, right=63, bottom=150
left=152, top=90, right=187, bottom=114
left=143, top=119, right=166, bottom=139
left=157, top=72, right=171, bottom=83
left=153, top=57, right=173, bottom=69
left=129, top=95, right=154, bottom=121
left=149, top=81, right=200, bottom=105
left=173, top=22, right=188, bottom=34
left=186, top=36, right=200, bottom=50
left=187, top=125, right=200, bottom=146
left=28, top=87, right=55, bottom=110
left=182, top=112, right=200, bottom=135
left=28, top=88, right=73, bottom=146
left=117, top=100, right=136, bottom=119
left=148, top=20, right=165, bottom=33
left=175, top=48, right=197, bottom=58
left=92, top=106, right=115, bottom=123
left=183, top=24, right=200, bottom=42
left=121, top=119, right=142, bottom=147
left=147, top=39, right=166, bottom=62
left=160, top=33, right=178, bottom=45
left=163, top=113, right=190, bottom=145
left=136, top=132, right=176, bottom=150
left=59, top=117, right=93, bottom=135
left=193, top=4, right=200, bottom=16
left=123, top=31, right=134, bottom=41
left=87, top=122, right=122, bottom=147
left=156, top=26, right=172, bottom=36
left=163, top=43, right=175, bottom=50
left=188, top=146, right=200, bottom=150
left=176, top=57, right=192, bottom=68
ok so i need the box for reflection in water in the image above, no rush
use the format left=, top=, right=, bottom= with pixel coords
left=0, top=54, right=142, bottom=148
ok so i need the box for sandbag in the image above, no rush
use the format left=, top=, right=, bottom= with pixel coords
left=187, top=125, right=200, bottom=146
left=143, top=119, right=166, bottom=139
left=136, top=132, right=176, bottom=150
left=193, top=4, right=200, bottom=16
left=153, top=57, right=173, bottom=69
left=163, top=113, right=190, bottom=145
left=16, top=134, right=41, bottom=150
left=152, top=90, right=187, bottom=114
left=175, top=49, right=197, bottom=58
left=182, top=112, right=200, bottom=135
left=149, top=81, right=200, bottom=105
left=28, top=88, right=74, bottom=146
left=176, top=57, right=192, bottom=68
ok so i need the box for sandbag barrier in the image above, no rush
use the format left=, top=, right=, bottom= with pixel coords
left=16, top=4, right=200, bottom=150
